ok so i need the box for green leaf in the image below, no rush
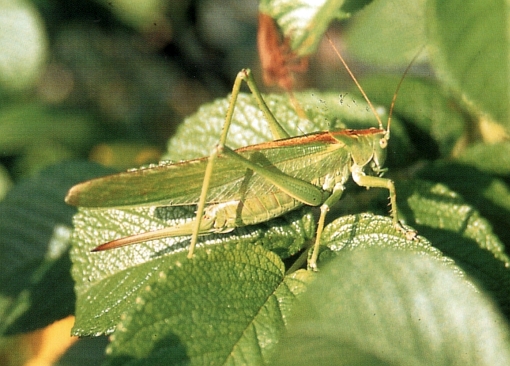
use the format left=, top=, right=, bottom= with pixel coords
left=0, top=162, right=114, bottom=335
left=71, top=205, right=315, bottom=336
left=420, top=162, right=510, bottom=243
left=0, top=103, right=97, bottom=155
left=400, top=180, right=509, bottom=263
left=359, top=75, right=465, bottom=157
left=94, top=0, right=169, bottom=30
left=344, top=0, right=427, bottom=65
left=319, top=214, right=454, bottom=269
left=456, top=142, right=510, bottom=175
left=427, top=0, right=510, bottom=127
left=102, top=244, right=314, bottom=365
left=396, top=179, right=510, bottom=318
left=274, top=249, right=510, bottom=366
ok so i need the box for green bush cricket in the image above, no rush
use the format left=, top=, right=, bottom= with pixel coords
left=65, top=40, right=416, bottom=271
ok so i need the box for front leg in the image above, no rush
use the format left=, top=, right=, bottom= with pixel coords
left=351, top=166, right=416, bottom=239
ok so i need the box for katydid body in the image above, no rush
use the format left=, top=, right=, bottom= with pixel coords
left=67, top=47, right=414, bottom=270
left=66, top=127, right=392, bottom=250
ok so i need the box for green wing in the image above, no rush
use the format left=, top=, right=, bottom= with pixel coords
left=66, top=132, right=349, bottom=208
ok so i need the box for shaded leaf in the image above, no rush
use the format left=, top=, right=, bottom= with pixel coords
left=396, top=179, right=510, bottom=317
left=359, top=75, right=465, bottom=157
left=457, top=142, right=510, bottom=175
left=400, top=179, right=509, bottom=263
left=57, top=336, right=109, bottom=366
left=0, top=162, right=114, bottom=335
left=419, top=162, right=510, bottom=244
left=428, top=0, right=510, bottom=128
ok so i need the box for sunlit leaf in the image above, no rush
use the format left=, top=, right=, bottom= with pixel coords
left=103, top=244, right=314, bottom=365
left=274, top=249, right=510, bottom=366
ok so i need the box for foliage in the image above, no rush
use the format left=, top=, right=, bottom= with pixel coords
left=1, top=0, right=510, bottom=365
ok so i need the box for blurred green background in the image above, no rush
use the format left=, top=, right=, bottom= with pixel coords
left=0, top=0, right=278, bottom=182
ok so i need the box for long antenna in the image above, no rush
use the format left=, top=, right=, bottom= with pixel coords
left=387, top=49, right=423, bottom=135
left=326, top=33, right=423, bottom=136
left=326, top=34, right=383, bottom=130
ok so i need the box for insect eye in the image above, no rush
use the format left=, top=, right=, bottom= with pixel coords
left=379, top=138, right=388, bottom=148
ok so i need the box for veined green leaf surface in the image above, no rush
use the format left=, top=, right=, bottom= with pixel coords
left=102, top=244, right=314, bottom=365
left=70, top=205, right=315, bottom=337
left=274, top=249, right=510, bottom=366
left=397, top=179, right=510, bottom=318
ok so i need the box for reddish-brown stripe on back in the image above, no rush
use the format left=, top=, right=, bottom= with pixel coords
left=235, top=131, right=339, bottom=153
left=330, top=128, right=385, bottom=137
